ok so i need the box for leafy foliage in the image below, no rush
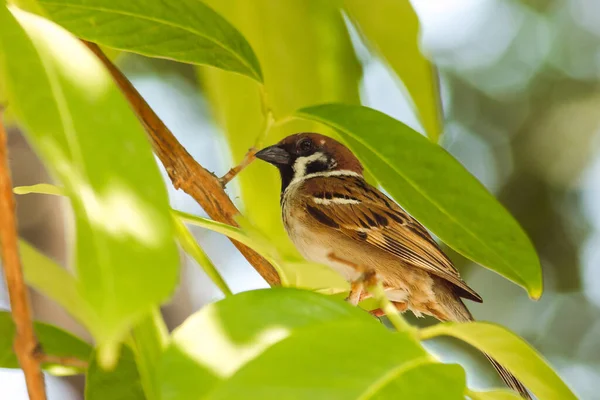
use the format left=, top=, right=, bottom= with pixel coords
left=0, top=0, right=573, bottom=399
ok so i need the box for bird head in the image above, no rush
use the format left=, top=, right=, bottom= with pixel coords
left=255, top=133, right=364, bottom=191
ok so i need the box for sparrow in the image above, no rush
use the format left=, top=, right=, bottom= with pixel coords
left=255, top=132, right=531, bottom=399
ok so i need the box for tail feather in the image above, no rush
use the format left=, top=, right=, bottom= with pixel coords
left=485, top=355, right=532, bottom=400
left=434, top=282, right=532, bottom=399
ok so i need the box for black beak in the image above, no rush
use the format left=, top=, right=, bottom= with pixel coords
left=255, top=145, right=291, bottom=166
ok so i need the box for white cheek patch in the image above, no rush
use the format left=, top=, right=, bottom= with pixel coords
left=292, top=152, right=327, bottom=181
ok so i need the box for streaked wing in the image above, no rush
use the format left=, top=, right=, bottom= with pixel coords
left=302, top=175, right=482, bottom=302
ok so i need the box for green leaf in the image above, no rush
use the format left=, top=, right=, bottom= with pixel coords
left=344, top=0, right=441, bottom=141
left=468, top=390, right=522, bottom=400
left=367, top=363, right=466, bottom=400
left=0, top=6, right=179, bottom=355
left=173, top=214, right=233, bottom=296
left=35, top=0, right=262, bottom=82
left=86, top=345, right=145, bottom=400
left=158, top=288, right=378, bottom=400
left=199, top=0, right=361, bottom=260
left=0, top=311, right=92, bottom=375
left=206, top=322, right=431, bottom=400
left=297, top=104, right=542, bottom=299
left=421, top=322, right=576, bottom=400
left=19, top=240, right=98, bottom=330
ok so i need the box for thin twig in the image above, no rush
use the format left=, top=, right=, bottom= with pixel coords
left=34, top=351, right=89, bottom=370
left=219, top=147, right=257, bottom=187
left=0, top=113, right=47, bottom=398
left=82, top=41, right=280, bottom=286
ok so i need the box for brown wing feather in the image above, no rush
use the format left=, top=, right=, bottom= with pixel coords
left=303, top=175, right=482, bottom=303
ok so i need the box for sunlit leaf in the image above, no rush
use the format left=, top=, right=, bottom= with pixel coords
left=344, top=0, right=441, bottom=141
left=158, top=288, right=377, bottom=400
left=367, top=363, right=466, bottom=400
left=86, top=345, right=145, bottom=400
left=199, top=0, right=361, bottom=258
left=297, top=104, right=542, bottom=298
left=468, top=390, right=522, bottom=400
left=206, top=322, right=431, bottom=400
left=0, top=6, right=179, bottom=357
left=0, top=311, right=92, bottom=375
left=36, top=0, right=263, bottom=81
left=421, top=322, right=576, bottom=400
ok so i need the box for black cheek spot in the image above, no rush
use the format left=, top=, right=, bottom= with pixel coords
left=305, top=160, right=329, bottom=175
left=357, top=231, right=368, bottom=240
left=307, top=205, right=339, bottom=228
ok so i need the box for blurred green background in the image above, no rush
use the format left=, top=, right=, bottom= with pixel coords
left=2, top=0, right=600, bottom=398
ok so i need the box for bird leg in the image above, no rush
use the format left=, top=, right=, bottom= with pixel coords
left=327, top=252, right=377, bottom=306
left=346, top=279, right=363, bottom=306
left=219, top=147, right=257, bottom=187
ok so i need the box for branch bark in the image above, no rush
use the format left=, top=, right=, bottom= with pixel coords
left=0, top=115, right=47, bottom=399
left=83, top=41, right=280, bottom=286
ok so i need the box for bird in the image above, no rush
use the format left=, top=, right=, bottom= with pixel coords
left=255, top=132, right=531, bottom=399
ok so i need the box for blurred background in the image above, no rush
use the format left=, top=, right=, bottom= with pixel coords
left=2, top=0, right=600, bottom=398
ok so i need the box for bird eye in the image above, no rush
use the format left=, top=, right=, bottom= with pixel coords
left=297, top=138, right=313, bottom=154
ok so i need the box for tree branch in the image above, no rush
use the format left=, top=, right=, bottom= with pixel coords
left=0, top=114, right=47, bottom=399
left=83, top=41, right=280, bottom=286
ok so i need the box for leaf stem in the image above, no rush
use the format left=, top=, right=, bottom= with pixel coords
left=367, top=280, right=415, bottom=335
left=173, top=215, right=233, bottom=296
left=130, top=309, right=168, bottom=400
left=255, top=85, right=275, bottom=149
left=0, top=114, right=47, bottom=399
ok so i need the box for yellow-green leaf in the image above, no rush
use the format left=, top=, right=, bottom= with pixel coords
left=421, top=322, right=576, bottom=400
left=36, top=0, right=263, bottom=81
